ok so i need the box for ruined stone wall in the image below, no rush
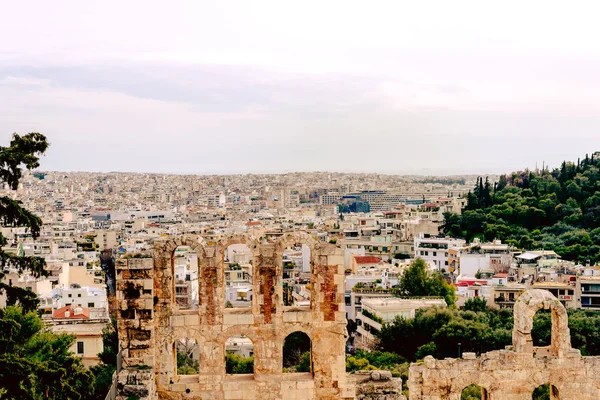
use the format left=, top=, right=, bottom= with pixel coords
left=408, top=289, right=600, bottom=400
left=116, top=233, right=353, bottom=400
left=115, top=257, right=156, bottom=400
left=117, top=241, right=600, bottom=400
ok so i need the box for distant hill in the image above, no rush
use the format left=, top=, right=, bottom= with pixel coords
left=442, top=152, right=600, bottom=263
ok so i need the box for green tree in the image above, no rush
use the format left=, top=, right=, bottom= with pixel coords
left=463, top=297, right=487, bottom=313
left=0, top=133, right=49, bottom=311
left=532, top=384, right=550, bottom=400
left=0, top=306, right=94, bottom=399
left=397, top=259, right=456, bottom=306
left=0, top=134, right=95, bottom=399
left=89, top=317, right=119, bottom=399
left=296, top=352, right=311, bottom=372
left=461, top=384, right=485, bottom=400
left=225, top=353, right=254, bottom=374
left=398, top=259, right=429, bottom=297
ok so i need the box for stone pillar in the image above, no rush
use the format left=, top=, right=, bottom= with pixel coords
left=254, top=245, right=280, bottom=324
left=115, top=257, right=157, bottom=400
left=200, top=246, right=223, bottom=326
left=311, top=246, right=351, bottom=399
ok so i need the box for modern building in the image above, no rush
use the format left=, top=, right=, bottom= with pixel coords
left=48, top=305, right=108, bottom=367
left=355, top=297, right=446, bottom=348
left=414, top=234, right=466, bottom=271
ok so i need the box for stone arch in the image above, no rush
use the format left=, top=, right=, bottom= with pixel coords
left=459, top=383, right=489, bottom=400
left=283, top=330, right=313, bottom=374
left=152, top=235, right=207, bottom=313
left=531, top=383, right=561, bottom=399
left=281, top=323, right=315, bottom=341
left=219, top=234, right=259, bottom=310
left=274, top=232, right=320, bottom=266
left=449, top=374, right=492, bottom=400
left=218, top=233, right=260, bottom=253
left=156, top=235, right=208, bottom=259
left=154, top=235, right=207, bottom=279
left=218, top=325, right=259, bottom=377
left=217, top=324, right=262, bottom=345
left=512, top=289, right=571, bottom=357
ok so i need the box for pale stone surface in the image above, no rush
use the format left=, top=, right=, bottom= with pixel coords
left=352, top=371, right=406, bottom=400
left=116, top=234, right=353, bottom=400
left=409, top=289, right=600, bottom=400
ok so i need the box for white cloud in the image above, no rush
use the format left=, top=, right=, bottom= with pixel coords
left=1, top=1, right=599, bottom=174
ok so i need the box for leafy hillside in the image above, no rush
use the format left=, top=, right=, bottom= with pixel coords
left=442, top=152, right=600, bottom=263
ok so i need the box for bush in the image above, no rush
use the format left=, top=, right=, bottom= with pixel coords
left=225, top=353, right=254, bottom=374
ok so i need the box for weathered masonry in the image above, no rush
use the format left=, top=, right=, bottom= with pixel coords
left=115, top=233, right=353, bottom=400
left=409, top=289, right=600, bottom=399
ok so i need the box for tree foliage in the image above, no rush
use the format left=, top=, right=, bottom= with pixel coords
left=225, top=353, right=254, bottom=374
left=461, top=384, right=484, bottom=400
left=0, top=133, right=98, bottom=399
left=0, top=306, right=94, bottom=399
left=0, top=133, right=49, bottom=312
left=442, top=153, right=600, bottom=263
left=376, top=303, right=600, bottom=362
left=283, top=331, right=311, bottom=369
left=397, top=258, right=456, bottom=306
left=89, top=317, right=119, bottom=399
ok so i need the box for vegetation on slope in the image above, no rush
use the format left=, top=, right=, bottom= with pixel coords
left=442, top=152, right=600, bottom=263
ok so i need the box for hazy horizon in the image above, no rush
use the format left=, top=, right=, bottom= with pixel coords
left=2, top=1, right=600, bottom=175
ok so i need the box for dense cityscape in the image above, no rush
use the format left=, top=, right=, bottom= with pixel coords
left=4, top=133, right=600, bottom=399
left=3, top=2, right=600, bottom=399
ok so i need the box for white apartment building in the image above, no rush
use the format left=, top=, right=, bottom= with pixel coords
left=50, top=285, right=108, bottom=309
left=459, top=240, right=512, bottom=277
left=225, top=335, right=254, bottom=358
left=356, top=297, right=447, bottom=348
left=414, top=234, right=466, bottom=271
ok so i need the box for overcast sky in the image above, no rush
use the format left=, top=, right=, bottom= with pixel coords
left=1, top=1, right=599, bottom=175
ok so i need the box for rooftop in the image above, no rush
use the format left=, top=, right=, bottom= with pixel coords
left=52, top=305, right=90, bottom=320
left=362, top=297, right=446, bottom=312
left=354, top=256, right=382, bottom=264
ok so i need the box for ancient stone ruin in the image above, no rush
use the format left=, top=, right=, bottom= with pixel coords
left=115, top=233, right=354, bottom=400
left=409, top=288, right=600, bottom=399
left=116, top=233, right=600, bottom=400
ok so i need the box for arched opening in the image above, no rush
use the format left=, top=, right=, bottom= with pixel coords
left=283, top=331, right=312, bottom=374
left=513, top=289, right=571, bottom=356
left=224, top=244, right=253, bottom=309
left=225, top=335, right=254, bottom=376
left=282, top=242, right=311, bottom=307
left=176, top=338, right=199, bottom=375
left=532, top=309, right=551, bottom=347
left=532, top=384, right=560, bottom=400
left=173, top=246, right=199, bottom=310
left=461, top=384, right=488, bottom=400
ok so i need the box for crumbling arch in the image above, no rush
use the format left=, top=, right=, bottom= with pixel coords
left=512, top=289, right=571, bottom=357
left=460, top=383, right=489, bottom=400
left=274, top=232, right=319, bottom=267
left=283, top=331, right=313, bottom=374
left=125, top=233, right=350, bottom=399
left=532, top=383, right=560, bottom=399
left=224, top=335, right=255, bottom=376
left=218, top=233, right=260, bottom=253
left=153, top=235, right=208, bottom=308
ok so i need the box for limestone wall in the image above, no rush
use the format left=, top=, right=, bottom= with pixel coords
left=116, top=234, right=353, bottom=400
left=408, top=289, right=600, bottom=399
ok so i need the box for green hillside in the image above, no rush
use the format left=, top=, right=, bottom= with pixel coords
left=442, top=152, right=600, bottom=263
